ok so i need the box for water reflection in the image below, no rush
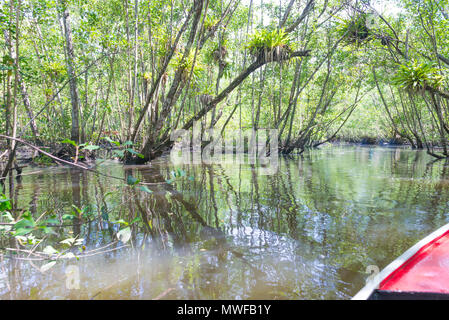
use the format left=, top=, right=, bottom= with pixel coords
left=1, top=146, right=449, bottom=299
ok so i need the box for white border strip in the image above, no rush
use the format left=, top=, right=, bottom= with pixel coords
left=352, top=222, right=449, bottom=300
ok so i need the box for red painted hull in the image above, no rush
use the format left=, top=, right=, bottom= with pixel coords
left=353, top=224, right=449, bottom=300
left=379, top=230, right=449, bottom=294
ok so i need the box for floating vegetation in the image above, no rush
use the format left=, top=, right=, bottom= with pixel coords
left=0, top=193, right=131, bottom=273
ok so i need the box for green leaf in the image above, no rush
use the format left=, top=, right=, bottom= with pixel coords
left=44, top=216, right=59, bottom=225
left=82, top=145, right=100, bottom=151
left=113, top=150, right=125, bottom=158
left=103, top=192, right=114, bottom=199
left=126, top=175, right=140, bottom=186
left=139, top=186, right=153, bottom=194
left=62, top=214, right=76, bottom=220
left=72, top=205, right=82, bottom=215
left=117, top=227, right=131, bottom=243
left=14, top=228, right=33, bottom=236
left=61, top=139, right=77, bottom=147
left=112, top=219, right=128, bottom=226
left=103, top=137, right=120, bottom=146
left=125, top=148, right=137, bottom=154
left=130, top=217, right=141, bottom=224
left=60, top=238, right=76, bottom=246
left=0, top=194, right=12, bottom=211
left=40, top=261, right=57, bottom=273
left=125, top=149, right=144, bottom=158
left=14, top=213, right=36, bottom=233
left=43, top=245, right=58, bottom=255
left=177, top=169, right=186, bottom=177
left=1, top=211, right=14, bottom=222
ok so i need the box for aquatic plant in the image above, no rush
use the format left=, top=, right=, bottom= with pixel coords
left=0, top=192, right=135, bottom=272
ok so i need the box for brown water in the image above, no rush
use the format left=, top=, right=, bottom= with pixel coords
left=1, top=146, right=449, bottom=300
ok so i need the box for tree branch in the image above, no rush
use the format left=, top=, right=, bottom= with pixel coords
left=181, top=50, right=311, bottom=131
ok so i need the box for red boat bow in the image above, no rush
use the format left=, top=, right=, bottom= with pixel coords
left=379, top=230, right=449, bottom=294
left=353, top=223, right=449, bottom=300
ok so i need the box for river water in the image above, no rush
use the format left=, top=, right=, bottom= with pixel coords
left=1, top=146, right=448, bottom=299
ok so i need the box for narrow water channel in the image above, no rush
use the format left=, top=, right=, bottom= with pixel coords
left=1, top=146, right=449, bottom=299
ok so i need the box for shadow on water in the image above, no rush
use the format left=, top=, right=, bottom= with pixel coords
left=1, top=146, right=449, bottom=299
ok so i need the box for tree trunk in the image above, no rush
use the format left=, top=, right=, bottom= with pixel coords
left=60, top=0, right=81, bottom=144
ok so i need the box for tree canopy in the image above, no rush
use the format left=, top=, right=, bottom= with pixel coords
left=1, top=0, right=448, bottom=166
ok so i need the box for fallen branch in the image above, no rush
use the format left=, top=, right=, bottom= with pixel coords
left=153, top=288, right=176, bottom=300
left=0, top=134, right=89, bottom=171
left=1, top=244, right=129, bottom=261
left=0, top=134, right=165, bottom=186
left=0, top=150, right=8, bottom=160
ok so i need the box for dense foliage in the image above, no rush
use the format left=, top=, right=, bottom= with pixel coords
left=0, top=0, right=448, bottom=165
